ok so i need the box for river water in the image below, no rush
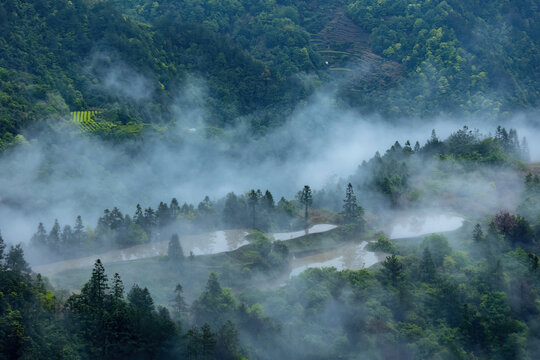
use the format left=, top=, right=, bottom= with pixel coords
left=34, top=229, right=248, bottom=276
left=388, top=213, right=464, bottom=239
left=285, top=213, right=464, bottom=278
left=35, top=214, right=464, bottom=278
left=272, top=224, right=338, bottom=241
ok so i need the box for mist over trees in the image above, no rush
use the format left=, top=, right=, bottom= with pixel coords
left=1, top=0, right=540, bottom=358
left=1, top=0, right=539, bottom=150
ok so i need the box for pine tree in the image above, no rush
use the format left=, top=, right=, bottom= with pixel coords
left=521, top=137, right=531, bottom=162
left=143, top=207, right=156, bottom=235
left=342, top=183, right=365, bottom=225
left=134, top=204, right=144, bottom=226
left=419, top=247, right=436, bottom=282
left=31, top=222, right=47, bottom=247
left=156, top=201, right=170, bottom=228
left=85, top=259, right=109, bottom=308
left=168, top=234, right=184, bottom=261
left=201, top=323, right=217, bottom=359
left=128, top=284, right=155, bottom=313
left=473, top=223, right=484, bottom=242
left=170, top=198, right=180, bottom=220
left=0, top=231, right=5, bottom=263
left=248, top=189, right=258, bottom=229
left=223, top=192, right=241, bottom=228
left=74, top=215, right=85, bottom=246
left=382, top=254, right=404, bottom=287
left=216, top=320, right=242, bottom=360
left=263, top=190, right=275, bottom=211
left=48, top=219, right=61, bottom=252
left=112, top=273, right=124, bottom=300
left=297, top=185, right=313, bottom=229
left=61, top=225, right=73, bottom=255
left=172, top=283, right=188, bottom=321
left=5, top=244, right=30, bottom=274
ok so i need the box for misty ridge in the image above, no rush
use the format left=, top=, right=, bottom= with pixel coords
left=1, top=71, right=537, bottom=247
left=1, top=64, right=536, bottom=271
left=2, top=1, right=540, bottom=359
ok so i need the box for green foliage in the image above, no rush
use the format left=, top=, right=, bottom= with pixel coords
left=346, top=0, right=540, bottom=116
left=167, top=233, right=184, bottom=261
left=342, top=182, right=365, bottom=227
left=422, top=234, right=452, bottom=267
left=367, top=233, right=397, bottom=254
left=191, top=272, right=237, bottom=328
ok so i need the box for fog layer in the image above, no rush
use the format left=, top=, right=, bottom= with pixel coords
left=0, top=78, right=538, bottom=244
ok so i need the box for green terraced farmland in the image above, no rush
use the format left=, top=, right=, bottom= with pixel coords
left=71, top=110, right=115, bottom=133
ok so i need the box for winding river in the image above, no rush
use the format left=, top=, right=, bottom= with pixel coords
left=285, top=213, right=464, bottom=278
left=34, top=214, right=464, bottom=278
left=34, top=229, right=249, bottom=276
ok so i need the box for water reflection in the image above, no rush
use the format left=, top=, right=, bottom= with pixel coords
left=289, top=241, right=385, bottom=278
left=389, top=214, right=464, bottom=239
left=35, top=229, right=248, bottom=275
left=286, top=213, right=464, bottom=279
left=272, top=224, right=338, bottom=241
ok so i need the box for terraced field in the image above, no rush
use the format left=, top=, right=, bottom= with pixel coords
left=71, top=110, right=116, bottom=133
left=311, top=8, right=405, bottom=93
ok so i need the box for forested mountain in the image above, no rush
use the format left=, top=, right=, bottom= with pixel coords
left=1, top=2, right=540, bottom=358
left=1, top=0, right=539, bottom=150
left=4, top=125, right=540, bottom=359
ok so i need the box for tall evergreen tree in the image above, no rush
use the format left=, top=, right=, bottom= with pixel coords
left=5, top=244, right=31, bottom=274
left=85, top=259, right=109, bottom=308
left=61, top=225, right=74, bottom=254
left=74, top=215, right=85, bottom=246
left=128, top=284, right=155, bottom=313
left=419, top=247, right=436, bottom=282
left=382, top=254, right=404, bottom=287
left=156, top=201, right=170, bottom=228
left=31, top=222, right=47, bottom=247
left=263, top=190, right=275, bottom=211
left=342, top=183, right=365, bottom=225
left=134, top=204, right=144, bottom=226
left=473, top=223, right=484, bottom=242
left=168, top=234, right=184, bottom=261
left=521, top=137, right=531, bottom=162
left=248, top=189, right=259, bottom=229
left=170, top=198, right=180, bottom=220
left=297, top=185, right=313, bottom=229
left=172, top=283, right=188, bottom=321
left=0, top=231, right=5, bottom=263
left=48, top=219, right=61, bottom=252
left=112, top=272, right=124, bottom=300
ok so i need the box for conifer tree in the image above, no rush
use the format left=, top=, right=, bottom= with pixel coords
left=168, top=234, right=184, bottom=261
left=31, top=222, right=47, bottom=247
left=297, top=185, right=313, bottom=229
left=342, top=183, right=365, bottom=225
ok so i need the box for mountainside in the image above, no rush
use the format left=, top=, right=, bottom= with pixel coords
left=0, top=0, right=539, bottom=149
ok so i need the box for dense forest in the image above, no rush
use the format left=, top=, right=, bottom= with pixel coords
left=2, top=125, right=540, bottom=358
left=1, top=0, right=540, bottom=359
left=1, top=0, right=539, bottom=150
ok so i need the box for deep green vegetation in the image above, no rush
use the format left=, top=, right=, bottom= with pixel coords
left=347, top=125, right=529, bottom=211
left=27, top=189, right=305, bottom=263
left=1, top=125, right=536, bottom=358
left=1, top=0, right=539, bottom=150
left=346, top=0, right=540, bottom=116
left=5, top=184, right=540, bottom=358
left=1, top=0, right=540, bottom=357
left=27, top=125, right=527, bottom=265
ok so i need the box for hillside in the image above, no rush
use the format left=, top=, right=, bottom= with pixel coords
left=0, top=0, right=539, bottom=150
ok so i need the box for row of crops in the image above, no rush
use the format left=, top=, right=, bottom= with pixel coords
left=71, top=111, right=116, bottom=133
